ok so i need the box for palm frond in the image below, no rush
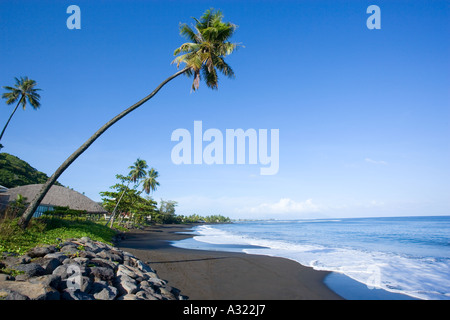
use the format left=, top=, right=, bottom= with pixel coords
left=172, top=8, right=240, bottom=91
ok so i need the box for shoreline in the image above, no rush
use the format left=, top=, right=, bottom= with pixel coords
left=116, top=224, right=343, bottom=300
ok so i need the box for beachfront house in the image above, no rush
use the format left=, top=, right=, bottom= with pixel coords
left=2, top=184, right=107, bottom=218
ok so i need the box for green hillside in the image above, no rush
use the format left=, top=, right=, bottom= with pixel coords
left=0, top=153, right=61, bottom=188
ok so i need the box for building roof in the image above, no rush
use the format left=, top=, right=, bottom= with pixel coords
left=4, top=184, right=107, bottom=214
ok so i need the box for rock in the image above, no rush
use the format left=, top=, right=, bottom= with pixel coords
left=97, top=250, right=122, bottom=263
left=28, top=245, right=56, bottom=258
left=13, top=263, right=46, bottom=278
left=159, top=286, right=176, bottom=300
left=90, top=267, right=114, bottom=281
left=146, top=276, right=167, bottom=287
left=44, top=252, right=68, bottom=263
left=0, top=288, right=29, bottom=300
left=0, top=274, right=14, bottom=281
left=90, top=281, right=118, bottom=300
left=59, top=245, right=79, bottom=256
left=72, top=257, right=90, bottom=266
left=59, top=275, right=92, bottom=293
left=42, top=258, right=61, bottom=274
left=78, top=250, right=97, bottom=259
left=80, top=242, right=102, bottom=254
left=0, top=279, right=59, bottom=300
left=135, top=259, right=154, bottom=273
left=17, top=255, right=31, bottom=264
left=1, top=255, right=21, bottom=268
left=116, top=274, right=138, bottom=295
left=117, top=293, right=139, bottom=300
left=90, top=257, right=117, bottom=270
left=79, top=236, right=91, bottom=243
left=136, top=290, right=158, bottom=300
left=61, top=288, right=95, bottom=300
left=116, top=264, right=138, bottom=279
left=29, top=274, right=61, bottom=290
left=52, top=265, right=69, bottom=278
left=1, top=237, right=186, bottom=300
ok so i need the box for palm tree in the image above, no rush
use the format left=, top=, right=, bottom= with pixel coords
left=142, top=168, right=160, bottom=195
left=128, top=158, right=148, bottom=183
left=173, top=8, right=239, bottom=91
left=19, top=8, right=240, bottom=229
left=1, top=77, right=41, bottom=145
left=127, top=168, right=159, bottom=226
left=106, top=158, right=148, bottom=228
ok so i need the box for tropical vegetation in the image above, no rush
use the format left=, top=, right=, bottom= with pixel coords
left=102, top=158, right=159, bottom=228
left=0, top=217, right=117, bottom=256
left=0, top=153, right=62, bottom=188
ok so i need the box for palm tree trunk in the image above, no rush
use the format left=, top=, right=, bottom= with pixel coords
left=19, top=67, right=189, bottom=229
left=0, top=96, right=24, bottom=143
left=106, top=181, right=130, bottom=228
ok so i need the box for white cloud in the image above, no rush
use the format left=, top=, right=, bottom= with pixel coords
left=365, top=158, right=388, bottom=165
left=246, top=198, right=321, bottom=214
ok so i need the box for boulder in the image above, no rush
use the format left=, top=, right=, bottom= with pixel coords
left=1, top=237, right=185, bottom=300
left=61, top=288, right=95, bottom=300
left=135, top=259, right=154, bottom=273
left=28, top=245, right=56, bottom=258
left=52, top=265, right=69, bottom=279
left=41, top=258, right=61, bottom=274
left=159, top=286, right=176, bottom=300
left=44, top=252, right=68, bottom=263
left=29, top=274, right=61, bottom=290
left=90, top=267, right=114, bottom=281
left=0, top=274, right=14, bottom=281
left=90, top=281, right=118, bottom=300
left=97, top=250, right=122, bottom=263
left=59, top=245, right=79, bottom=256
left=116, top=274, right=138, bottom=295
left=90, top=257, right=117, bottom=270
left=0, top=279, right=59, bottom=300
left=117, top=293, right=139, bottom=300
left=0, top=288, right=29, bottom=300
left=136, top=290, right=158, bottom=300
left=12, top=263, right=46, bottom=278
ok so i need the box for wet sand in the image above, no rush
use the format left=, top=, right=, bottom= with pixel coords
left=117, top=224, right=343, bottom=300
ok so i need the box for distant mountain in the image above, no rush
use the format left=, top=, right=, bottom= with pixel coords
left=0, top=153, right=62, bottom=188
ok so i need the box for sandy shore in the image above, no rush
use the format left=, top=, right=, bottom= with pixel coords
left=116, top=224, right=343, bottom=300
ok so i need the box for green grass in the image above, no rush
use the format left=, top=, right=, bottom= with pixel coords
left=0, top=217, right=118, bottom=255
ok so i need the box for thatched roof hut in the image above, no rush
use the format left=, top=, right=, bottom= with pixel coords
left=4, top=184, right=107, bottom=214
left=0, top=185, right=8, bottom=211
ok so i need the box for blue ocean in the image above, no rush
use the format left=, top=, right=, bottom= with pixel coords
left=171, top=216, right=450, bottom=300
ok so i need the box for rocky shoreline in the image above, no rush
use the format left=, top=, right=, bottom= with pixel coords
left=0, top=236, right=187, bottom=300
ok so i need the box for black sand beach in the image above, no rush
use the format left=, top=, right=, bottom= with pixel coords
left=117, top=224, right=343, bottom=300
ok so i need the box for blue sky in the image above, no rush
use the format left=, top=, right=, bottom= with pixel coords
left=1, top=0, right=449, bottom=219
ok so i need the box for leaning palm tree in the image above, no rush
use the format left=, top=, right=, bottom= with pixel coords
left=106, top=158, right=148, bottom=228
left=1, top=77, right=41, bottom=145
left=19, top=8, right=239, bottom=229
left=142, top=168, right=160, bottom=195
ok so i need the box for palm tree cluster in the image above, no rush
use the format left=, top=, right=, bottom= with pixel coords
left=104, top=158, right=159, bottom=228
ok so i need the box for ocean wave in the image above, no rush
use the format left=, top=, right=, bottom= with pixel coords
left=179, top=223, right=450, bottom=300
